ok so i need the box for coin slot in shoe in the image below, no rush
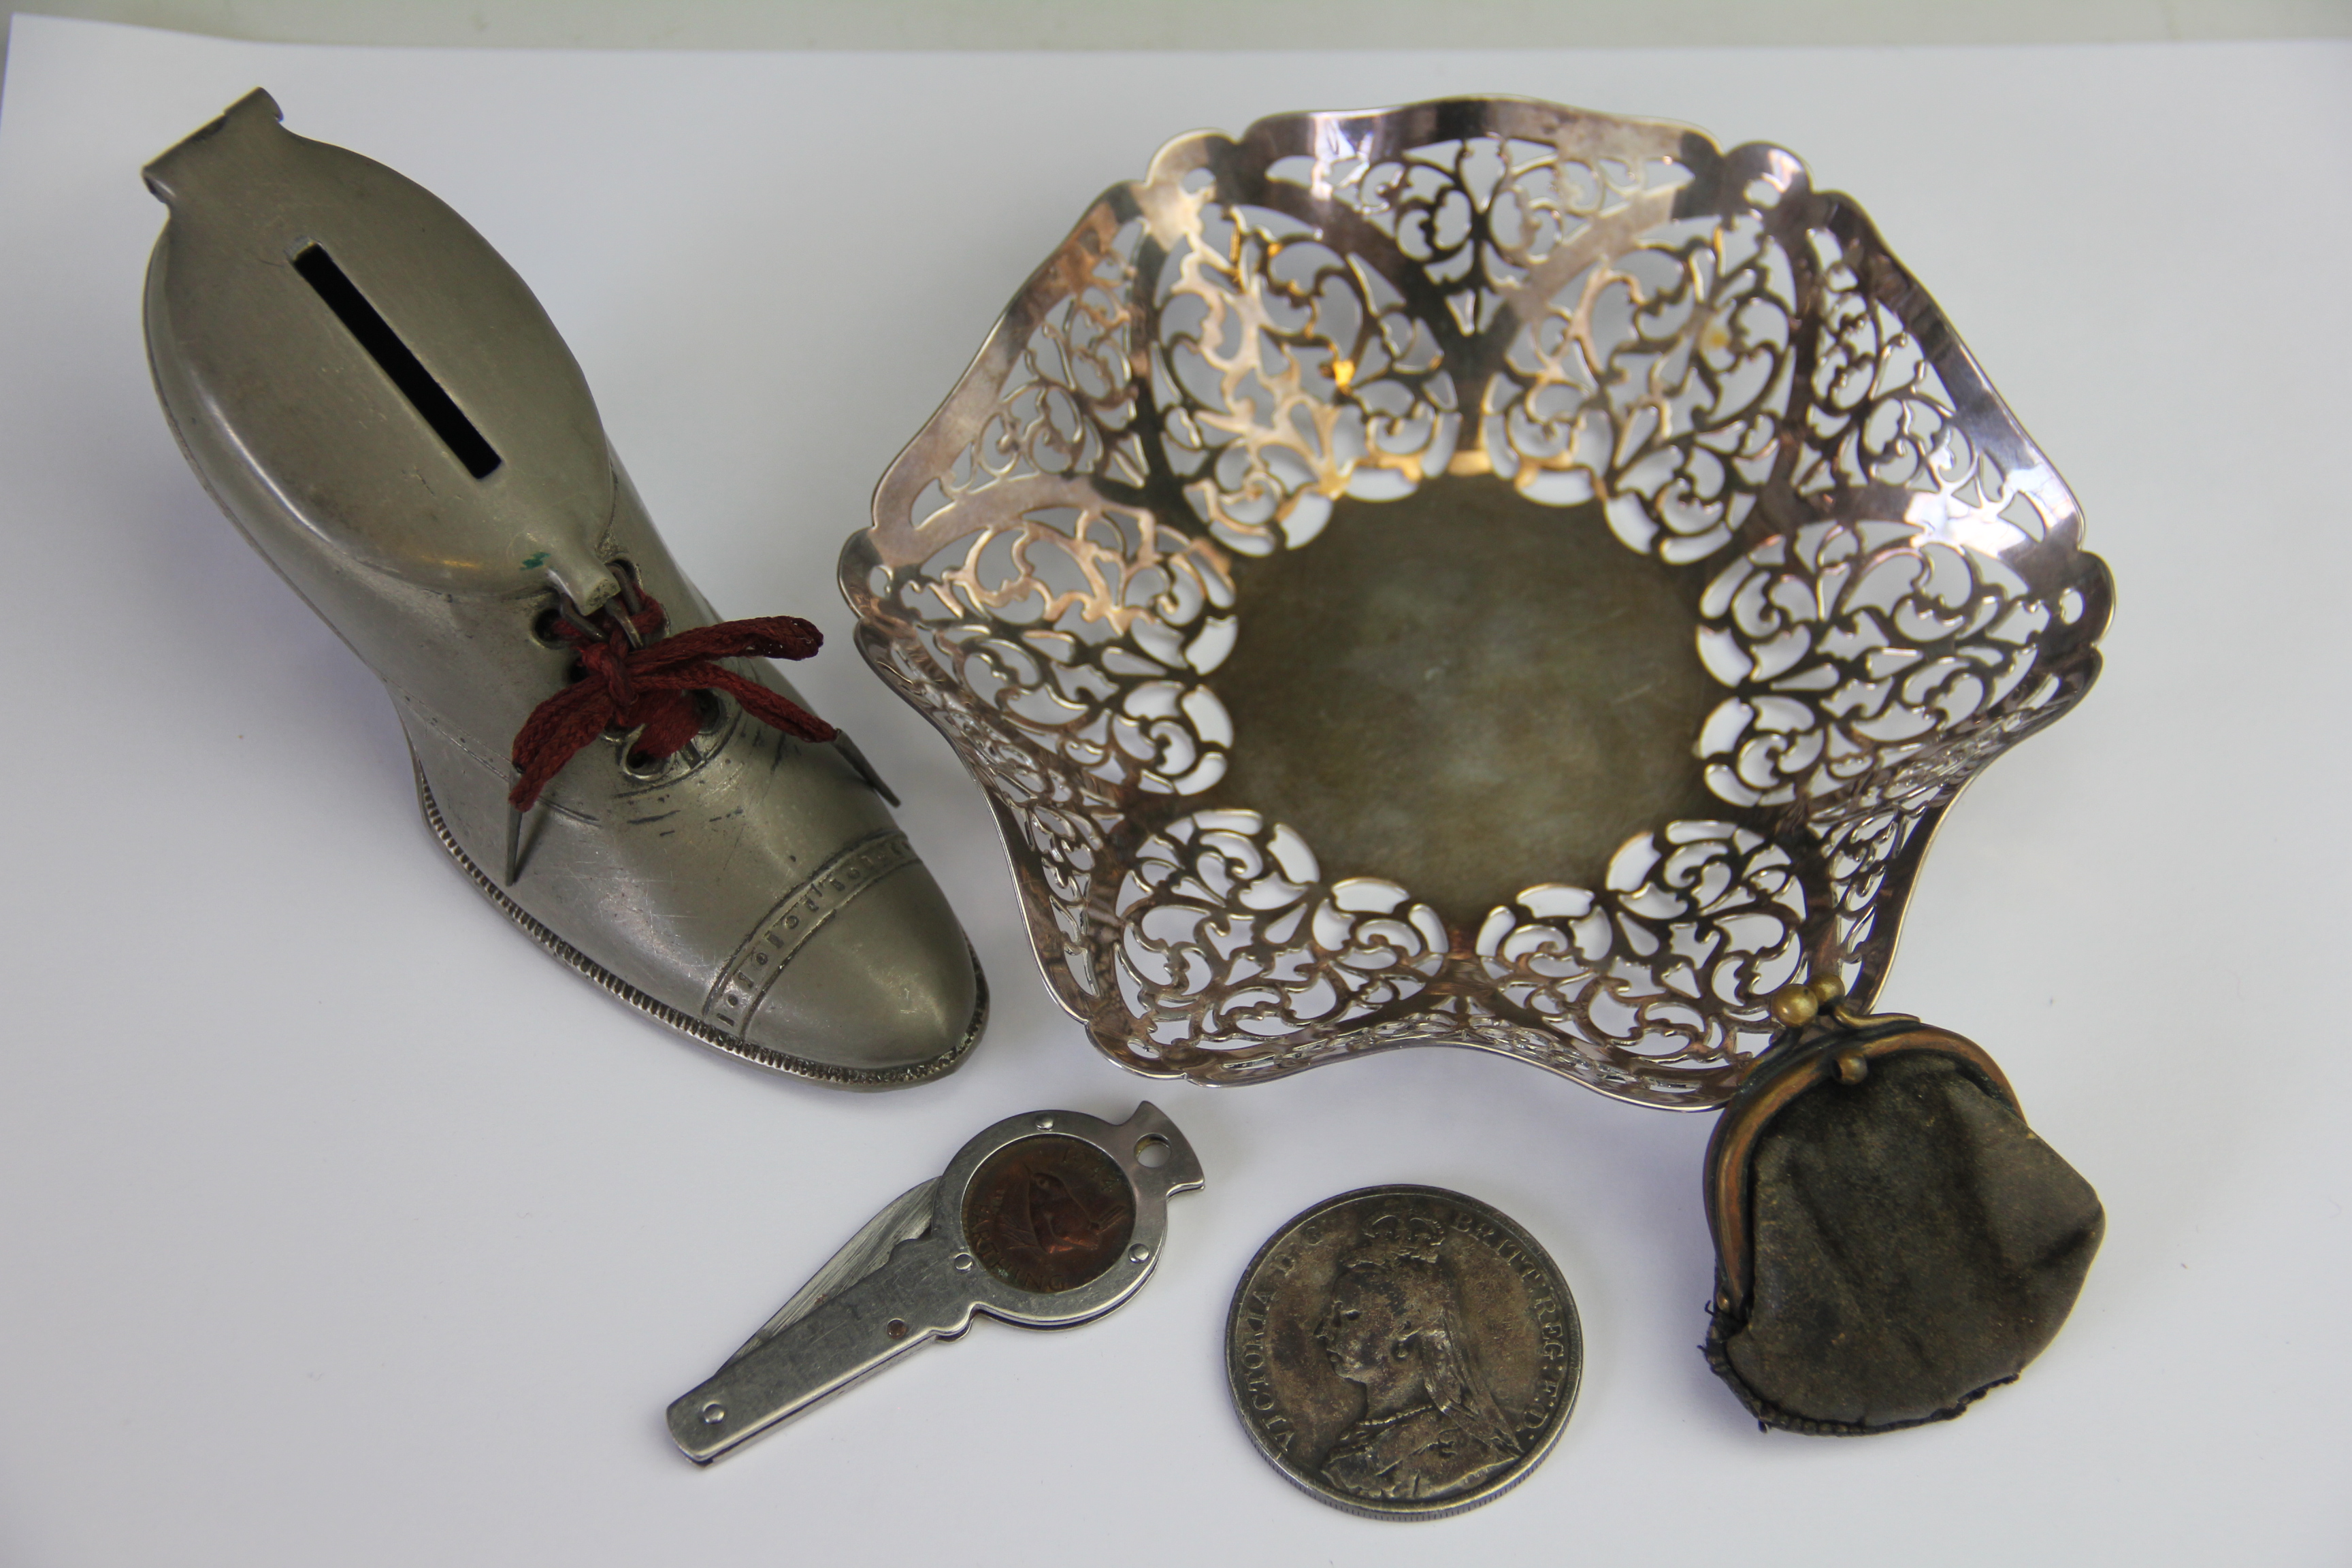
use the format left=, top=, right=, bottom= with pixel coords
left=291, top=243, right=502, bottom=479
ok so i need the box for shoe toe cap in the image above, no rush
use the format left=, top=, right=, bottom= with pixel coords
left=738, top=860, right=983, bottom=1082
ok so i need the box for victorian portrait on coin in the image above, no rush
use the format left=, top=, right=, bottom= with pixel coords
left=1227, top=1186, right=1580, bottom=1518
left=1313, top=1213, right=1523, bottom=1503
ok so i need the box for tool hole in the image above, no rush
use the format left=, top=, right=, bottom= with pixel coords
left=292, top=243, right=502, bottom=479
left=1135, top=1134, right=1172, bottom=1169
left=885, top=1319, right=909, bottom=1340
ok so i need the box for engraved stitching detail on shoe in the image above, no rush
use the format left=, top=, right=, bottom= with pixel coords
left=703, top=830, right=922, bottom=1030
left=411, top=756, right=981, bottom=1086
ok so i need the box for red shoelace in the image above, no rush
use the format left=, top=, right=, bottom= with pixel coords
left=508, top=592, right=835, bottom=813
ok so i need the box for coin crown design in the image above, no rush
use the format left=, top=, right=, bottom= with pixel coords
left=1340, top=1213, right=1446, bottom=1272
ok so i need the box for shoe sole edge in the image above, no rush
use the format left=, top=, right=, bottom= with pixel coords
left=410, top=754, right=987, bottom=1089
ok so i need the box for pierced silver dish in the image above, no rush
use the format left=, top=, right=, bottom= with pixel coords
left=841, top=96, right=2110, bottom=1109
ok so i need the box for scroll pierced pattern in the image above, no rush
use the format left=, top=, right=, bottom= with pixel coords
left=894, top=504, right=1237, bottom=798
left=1157, top=203, right=1458, bottom=555
left=1113, top=811, right=1450, bottom=1048
left=1695, top=520, right=2057, bottom=808
left=849, top=98, right=2110, bottom=1109
left=1484, top=212, right=1796, bottom=564
left=1472, top=824, right=1805, bottom=1075
left=1271, top=133, right=1693, bottom=336
left=916, top=220, right=1152, bottom=523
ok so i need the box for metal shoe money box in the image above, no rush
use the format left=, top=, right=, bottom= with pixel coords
left=843, top=96, right=2111, bottom=1426
left=145, top=91, right=985, bottom=1086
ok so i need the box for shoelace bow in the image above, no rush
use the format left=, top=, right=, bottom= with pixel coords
left=507, top=591, right=835, bottom=813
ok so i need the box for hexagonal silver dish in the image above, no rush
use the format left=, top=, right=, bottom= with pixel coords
left=841, top=96, right=2110, bottom=1109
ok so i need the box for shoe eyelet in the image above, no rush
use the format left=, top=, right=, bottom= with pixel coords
left=611, top=694, right=730, bottom=789
left=609, top=557, right=643, bottom=612
left=615, top=725, right=668, bottom=781
left=617, top=753, right=669, bottom=783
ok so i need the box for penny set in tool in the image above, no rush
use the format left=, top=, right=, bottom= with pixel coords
left=668, top=1105, right=1203, bottom=1463
left=140, top=84, right=2112, bottom=1518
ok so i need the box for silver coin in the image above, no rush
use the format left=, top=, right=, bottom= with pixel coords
left=1225, top=1186, right=1582, bottom=1520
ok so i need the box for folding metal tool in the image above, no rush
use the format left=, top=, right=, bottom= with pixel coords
left=668, top=1103, right=1203, bottom=1463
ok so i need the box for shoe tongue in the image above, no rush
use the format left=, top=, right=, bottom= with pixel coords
left=144, top=88, right=619, bottom=598
left=538, top=549, right=622, bottom=616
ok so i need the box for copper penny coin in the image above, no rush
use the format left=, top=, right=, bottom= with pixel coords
left=962, top=1134, right=1137, bottom=1294
left=1225, top=1185, right=1582, bottom=1520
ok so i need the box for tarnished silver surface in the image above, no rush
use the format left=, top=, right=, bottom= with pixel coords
left=667, top=1103, right=1203, bottom=1463
left=1226, top=1186, right=1580, bottom=1520
left=842, top=96, right=2111, bottom=1107
left=143, top=90, right=984, bottom=1085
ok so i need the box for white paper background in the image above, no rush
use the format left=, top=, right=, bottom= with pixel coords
left=0, top=17, right=2345, bottom=1565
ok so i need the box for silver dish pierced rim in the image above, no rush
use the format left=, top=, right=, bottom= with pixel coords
left=840, top=95, right=2110, bottom=1109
